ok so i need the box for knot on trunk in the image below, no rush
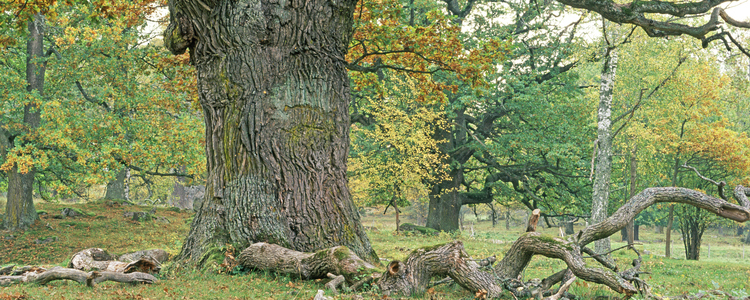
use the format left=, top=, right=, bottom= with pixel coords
left=165, top=14, right=196, bottom=56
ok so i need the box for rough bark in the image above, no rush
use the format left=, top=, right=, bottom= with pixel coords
left=165, top=0, right=377, bottom=264
left=592, top=42, right=618, bottom=257
left=579, top=187, right=750, bottom=246
left=4, top=14, right=44, bottom=231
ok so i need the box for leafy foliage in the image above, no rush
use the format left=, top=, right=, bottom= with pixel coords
left=349, top=74, right=449, bottom=208
left=0, top=1, right=204, bottom=199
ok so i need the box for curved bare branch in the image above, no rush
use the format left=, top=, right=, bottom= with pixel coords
left=556, top=0, right=750, bottom=56
left=579, top=187, right=750, bottom=246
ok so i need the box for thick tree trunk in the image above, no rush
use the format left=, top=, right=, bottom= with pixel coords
left=426, top=179, right=462, bottom=231
left=592, top=44, right=618, bottom=257
left=426, top=109, right=473, bottom=232
left=4, top=14, right=44, bottom=231
left=104, top=168, right=129, bottom=200
left=165, top=0, right=377, bottom=265
left=5, top=168, right=38, bottom=231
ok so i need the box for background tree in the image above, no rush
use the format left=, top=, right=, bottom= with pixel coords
left=348, top=75, right=449, bottom=229
left=405, top=0, right=596, bottom=232
left=347, top=0, right=509, bottom=232
left=1, top=1, right=205, bottom=230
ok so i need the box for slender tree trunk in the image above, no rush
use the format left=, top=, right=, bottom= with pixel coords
left=506, top=207, right=511, bottom=230
left=4, top=14, right=44, bottom=231
left=488, top=203, right=497, bottom=227
left=592, top=44, right=618, bottom=257
left=626, top=143, right=637, bottom=245
left=165, top=0, right=377, bottom=265
left=666, top=204, right=676, bottom=257
left=666, top=156, right=681, bottom=258
left=666, top=121, right=687, bottom=258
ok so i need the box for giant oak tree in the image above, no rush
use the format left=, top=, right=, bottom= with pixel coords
left=165, top=0, right=378, bottom=263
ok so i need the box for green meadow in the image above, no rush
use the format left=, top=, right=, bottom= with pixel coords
left=2, top=199, right=749, bottom=299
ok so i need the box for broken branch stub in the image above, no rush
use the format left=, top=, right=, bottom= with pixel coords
left=527, top=209, right=541, bottom=232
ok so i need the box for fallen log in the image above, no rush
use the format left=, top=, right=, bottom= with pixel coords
left=0, top=266, right=156, bottom=287
left=377, top=241, right=504, bottom=297
left=237, top=242, right=379, bottom=283
left=0, top=247, right=165, bottom=288
left=68, top=248, right=164, bottom=274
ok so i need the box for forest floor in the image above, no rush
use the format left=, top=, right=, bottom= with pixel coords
left=1, top=199, right=750, bottom=299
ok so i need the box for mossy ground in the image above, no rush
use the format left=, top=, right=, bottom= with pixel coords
left=1, top=200, right=749, bottom=299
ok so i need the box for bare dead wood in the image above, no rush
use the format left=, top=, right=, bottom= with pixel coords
left=117, top=249, right=169, bottom=264
left=526, top=209, right=540, bottom=232
left=544, top=275, right=577, bottom=300
left=578, top=187, right=750, bottom=247
left=377, top=241, right=504, bottom=298
left=555, top=1, right=750, bottom=57
left=324, top=273, right=346, bottom=294
left=237, top=242, right=379, bottom=283
left=0, top=265, right=14, bottom=275
left=68, top=248, right=162, bottom=274
left=0, top=266, right=157, bottom=287
left=734, top=185, right=750, bottom=208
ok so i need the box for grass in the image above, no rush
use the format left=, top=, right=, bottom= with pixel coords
left=1, top=201, right=749, bottom=299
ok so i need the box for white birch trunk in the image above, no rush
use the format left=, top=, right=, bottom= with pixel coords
left=592, top=46, right=618, bottom=256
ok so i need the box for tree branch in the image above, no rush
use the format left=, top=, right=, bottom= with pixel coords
left=579, top=187, right=750, bottom=247
left=556, top=0, right=750, bottom=56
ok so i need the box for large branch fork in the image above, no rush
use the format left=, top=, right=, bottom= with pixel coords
left=238, top=187, right=750, bottom=298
